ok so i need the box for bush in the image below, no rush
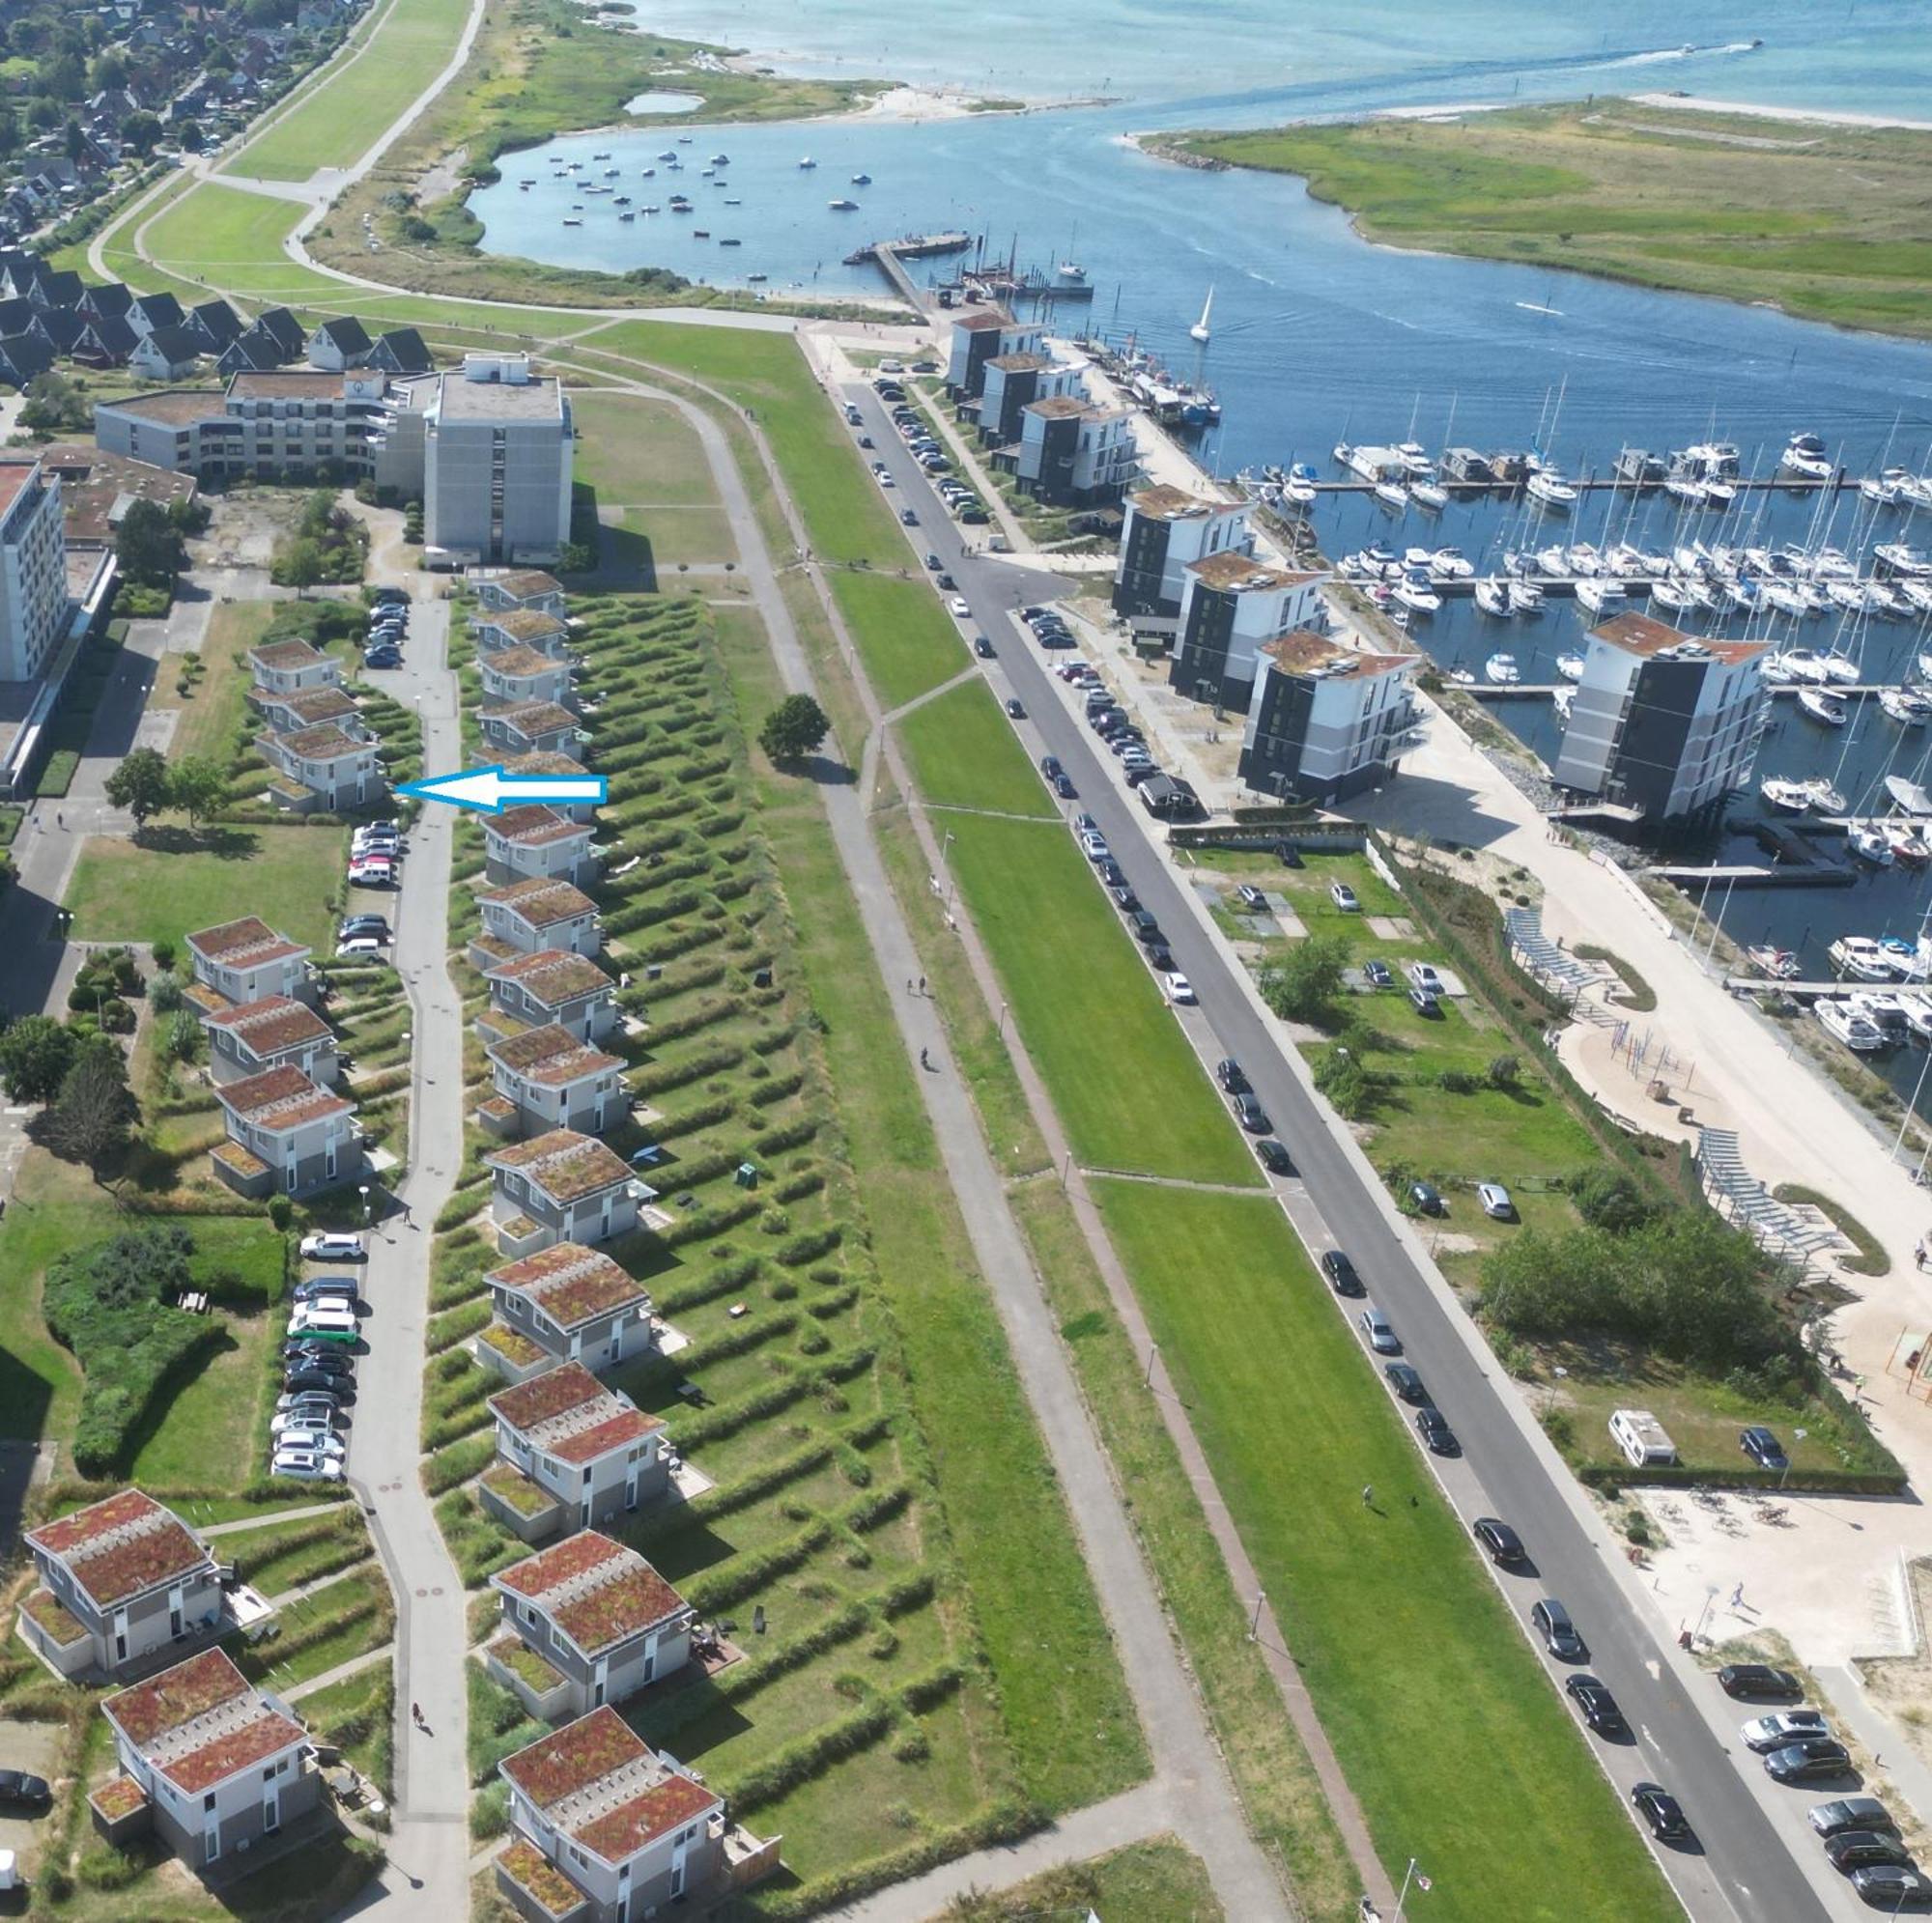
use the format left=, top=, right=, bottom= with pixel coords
left=268, top=1195, right=294, bottom=1231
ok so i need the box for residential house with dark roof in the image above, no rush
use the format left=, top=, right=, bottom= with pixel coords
left=127, top=292, right=185, bottom=339
left=306, top=316, right=372, bottom=371
left=30, top=308, right=87, bottom=357
left=369, top=326, right=432, bottom=375
left=216, top=333, right=282, bottom=379
left=487, top=1534, right=693, bottom=1720
left=484, top=1362, right=668, bottom=1538
left=185, top=918, right=316, bottom=1008
left=477, top=877, right=600, bottom=961
left=0, top=297, right=35, bottom=339
left=0, top=334, right=54, bottom=391
left=479, top=697, right=582, bottom=759
left=482, top=804, right=598, bottom=888
left=483, top=1025, right=627, bottom=1141
left=20, top=1489, right=220, bottom=1681
left=202, top=996, right=337, bottom=1088
left=483, top=948, right=617, bottom=1044
left=29, top=267, right=84, bottom=311
left=480, top=1243, right=656, bottom=1385
left=485, top=1129, right=645, bottom=1258
left=77, top=313, right=138, bottom=367
left=78, top=282, right=134, bottom=325
left=496, top=1707, right=774, bottom=1920
left=130, top=325, right=205, bottom=382
left=95, top=1648, right=318, bottom=1872
left=186, top=298, right=243, bottom=354
left=250, top=306, right=306, bottom=361
left=213, top=1064, right=361, bottom=1200
left=479, top=644, right=573, bottom=710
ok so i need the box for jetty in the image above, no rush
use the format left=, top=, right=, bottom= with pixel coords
left=845, top=233, right=971, bottom=314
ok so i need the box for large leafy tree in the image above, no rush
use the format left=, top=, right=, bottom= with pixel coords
left=168, top=755, right=228, bottom=831
left=757, top=693, right=831, bottom=765
left=0, top=1014, right=77, bottom=1102
left=104, top=747, right=172, bottom=833
left=46, top=1034, right=138, bottom=1174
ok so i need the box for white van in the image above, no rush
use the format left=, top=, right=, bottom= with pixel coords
left=1608, top=1407, right=1678, bottom=1469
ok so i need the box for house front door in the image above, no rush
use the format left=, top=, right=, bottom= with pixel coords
left=263, top=1785, right=279, bottom=1835
left=203, top=1806, right=220, bottom=1862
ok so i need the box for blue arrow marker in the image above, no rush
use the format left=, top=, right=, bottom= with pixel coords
left=396, top=763, right=609, bottom=817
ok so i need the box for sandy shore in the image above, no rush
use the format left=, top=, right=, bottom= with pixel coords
left=1629, top=92, right=1932, bottom=131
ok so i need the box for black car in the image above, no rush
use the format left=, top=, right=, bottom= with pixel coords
left=1408, top=986, right=1441, bottom=1017
left=1124, top=765, right=1162, bottom=788
left=0, top=1769, right=51, bottom=1809
left=1053, top=774, right=1077, bottom=800
left=339, top=915, right=392, bottom=942
left=1274, top=840, right=1303, bottom=868
left=281, top=1344, right=353, bottom=1373
left=1631, top=1782, right=1689, bottom=1840
left=974, top=636, right=995, bottom=659
left=1849, top=1866, right=1932, bottom=1908
left=293, top=1277, right=361, bottom=1307
left=1146, top=945, right=1176, bottom=975
left=936, top=573, right=956, bottom=591
left=1109, top=884, right=1140, bottom=913
left=1413, top=1405, right=1458, bottom=1454
left=1565, top=1675, right=1627, bottom=1737
left=1810, top=1797, right=1897, bottom=1839
left=1532, top=1598, right=1585, bottom=1661
left=1364, top=958, right=1394, bottom=988
left=1720, top=1663, right=1802, bottom=1701
left=1130, top=912, right=1165, bottom=947
left=284, top=1367, right=355, bottom=1399
left=1096, top=859, right=1125, bottom=890
left=1232, top=1091, right=1269, bottom=1134
left=1472, top=1516, right=1525, bottom=1566
left=364, top=646, right=403, bottom=668
left=1255, top=1138, right=1293, bottom=1176
left=1382, top=1361, right=1426, bottom=1404
left=1828, top=1833, right=1913, bottom=1874
left=1321, top=1249, right=1364, bottom=1297
left=1741, top=1425, right=1789, bottom=1470
left=1767, top=1739, right=1853, bottom=1783
left=371, top=586, right=408, bottom=605
left=1216, top=1059, right=1249, bottom=1094
left=1039, top=754, right=1063, bottom=781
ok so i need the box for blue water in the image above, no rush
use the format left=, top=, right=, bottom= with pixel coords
left=502, top=1, right=1932, bottom=1093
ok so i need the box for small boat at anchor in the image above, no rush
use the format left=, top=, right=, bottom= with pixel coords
left=1760, top=777, right=1813, bottom=814
left=1799, top=689, right=1848, bottom=726
left=1554, top=652, right=1586, bottom=682
left=1817, top=1000, right=1889, bottom=1052
left=1747, top=945, right=1801, bottom=979
left=1473, top=579, right=1512, bottom=618
left=1484, top=652, right=1521, bottom=685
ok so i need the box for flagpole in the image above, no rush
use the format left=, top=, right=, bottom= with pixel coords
left=1393, top=1859, right=1416, bottom=1921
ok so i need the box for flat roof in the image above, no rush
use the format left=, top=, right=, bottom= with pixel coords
left=495, top=568, right=562, bottom=600
left=227, top=371, right=353, bottom=400
left=480, top=608, right=567, bottom=643
left=1259, top=630, right=1414, bottom=681
left=436, top=371, right=565, bottom=421
left=1591, top=611, right=1767, bottom=666
left=249, top=637, right=332, bottom=672
left=483, top=698, right=579, bottom=738
left=265, top=687, right=358, bottom=726
left=1130, top=483, right=1242, bottom=522
left=100, top=388, right=223, bottom=427
left=271, top=722, right=369, bottom=761
left=1186, top=551, right=1322, bottom=592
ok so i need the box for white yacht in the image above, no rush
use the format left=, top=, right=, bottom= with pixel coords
left=1850, top=823, right=1895, bottom=866
left=1508, top=580, right=1546, bottom=616
left=1392, top=575, right=1441, bottom=614
left=1428, top=547, right=1475, bottom=580
left=1553, top=686, right=1575, bottom=721
left=1576, top=578, right=1627, bottom=615
left=1880, top=687, right=1929, bottom=725
left=1473, top=579, right=1512, bottom=618
left=1554, top=652, right=1586, bottom=682
left=1759, top=777, right=1813, bottom=813
left=1484, top=652, right=1521, bottom=685
left=1804, top=778, right=1848, bottom=813
left=1526, top=468, right=1578, bottom=507
left=1781, top=432, right=1833, bottom=482
left=1798, top=688, right=1848, bottom=726
left=1650, top=580, right=1696, bottom=614
left=1409, top=474, right=1449, bottom=510
left=1876, top=543, right=1932, bottom=578
left=1819, top=653, right=1860, bottom=686
left=1862, top=468, right=1912, bottom=506
left=1816, top=1000, right=1888, bottom=1052
left=1831, top=935, right=1898, bottom=981
left=1374, top=479, right=1409, bottom=511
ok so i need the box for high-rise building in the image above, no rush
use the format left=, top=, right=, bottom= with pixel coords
left=0, top=457, right=68, bottom=683
left=422, top=353, right=573, bottom=568
left=1236, top=632, right=1419, bottom=804
left=1111, top=485, right=1253, bottom=632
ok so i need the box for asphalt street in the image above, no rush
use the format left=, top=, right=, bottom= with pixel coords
left=847, top=378, right=1847, bottom=1923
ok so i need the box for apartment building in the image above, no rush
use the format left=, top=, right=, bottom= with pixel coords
left=422, top=353, right=573, bottom=567
left=1112, top=485, right=1253, bottom=632
left=0, top=457, right=69, bottom=683
left=1236, top=632, right=1421, bottom=805
left=1169, top=551, right=1330, bottom=712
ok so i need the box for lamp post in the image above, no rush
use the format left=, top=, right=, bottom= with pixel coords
left=1249, top=1588, right=1265, bottom=1641
left=358, top=1184, right=371, bottom=1229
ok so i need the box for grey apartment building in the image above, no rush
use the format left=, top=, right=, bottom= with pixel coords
left=422, top=353, right=573, bottom=567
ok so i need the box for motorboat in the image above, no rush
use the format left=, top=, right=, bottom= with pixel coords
left=1484, top=651, right=1521, bottom=685
left=1473, top=579, right=1512, bottom=617
left=1780, top=432, right=1833, bottom=482
left=1409, top=475, right=1449, bottom=510
left=828, top=198, right=859, bottom=211
left=1904, top=997, right=1932, bottom=1041
left=1746, top=945, right=1801, bottom=979
left=850, top=172, right=871, bottom=184
left=1428, top=547, right=1475, bottom=580
left=1526, top=468, right=1578, bottom=507
left=1816, top=999, right=1889, bottom=1052
left=1799, top=688, right=1848, bottom=725
left=1374, top=480, right=1409, bottom=511
left=1891, top=826, right=1932, bottom=867
left=1881, top=687, right=1929, bottom=724
left=799, top=156, right=816, bottom=168
left=1555, top=652, right=1586, bottom=682
left=1664, top=474, right=1708, bottom=506
left=1876, top=543, right=1932, bottom=578
left=1509, top=580, right=1546, bottom=616
left=1848, top=990, right=1912, bottom=1041
left=1650, top=579, right=1696, bottom=614
left=562, top=216, right=582, bottom=226
left=1393, top=575, right=1441, bottom=614
left=1553, top=686, right=1575, bottom=721
left=1760, top=777, right=1813, bottom=813
left=1831, top=935, right=1898, bottom=980
left=1851, top=824, right=1896, bottom=866
left=711, top=153, right=730, bottom=165
left=1576, top=578, right=1627, bottom=615
left=1804, top=778, right=1848, bottom=813
left=1900, top=581, right=1932, bottom=615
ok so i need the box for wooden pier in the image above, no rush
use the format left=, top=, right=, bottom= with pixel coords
left=1647, top=862, right=1856, bottom=890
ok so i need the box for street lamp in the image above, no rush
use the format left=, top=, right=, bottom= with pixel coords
left=358, top=1184, right=372, bottom=1229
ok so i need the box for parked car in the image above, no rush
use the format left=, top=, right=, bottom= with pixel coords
left=1109, top=885, right=1139, bottom=913
left=337, top=918, right=391, bottom=945
left=1476, top=1181, right=1515, bottom=1219
left=284, top=1367, right=354, bottom=1400
left=1810, top=1798, right=1897, bottom=1839
left=348, top=861, right=397, bottom=889
left=1236, top=884, right=1267, bottom=911
left=336, top=936, right=385, bottom=957
left=1321, top=1249, right=1364, bottom=1297
left=1080, top=831, right=1110, bottom=863
left=276, top=1385, right=347, bottom=1416
left=1330, top=881, right=1360, bottom=911
left=1741, top=1425, right=1789, bottom=1470
left=300, top=1231, right=367, bottom=1262
left=1472, top=1516, right=1525, bottom=1566
left=1053, top=774, right=1077, bottom=799
left=272, top=1400, right=344, bottom=1436
left=1849, top=1866, right=1932, bottom=1908
left=1231, top=1091, right=1269, bottom=1133
left=1215, top=1059, right=1249, bottom=1094
left=1255, top=1138, right=1293, bottom=1176
left=293, top=1276, right=360, bottom=1307
left=270, top=1449, right=344, bottom=1484
left=1161, top=972, right=1196, bottom=1007
left=1358, top=1307, right=1400, bottom=1354
left=271, top=1428, right=346, bottom=1461
left=371, top=586, right=409, bottom=605
left=0, top=1771, right=51, bottom=1811
left=1274, top=840, right=1302, bottom=868
left=948, top=596, right=971, bottom=616
left=1630, top=1782, right=1689, bottom=1840
left=1565, top=1675, right=1626, bottom=1736
left=1408, top=986, right=1441, bottom=1017
left=1413, top=1405, right=1458, bottom=1454
left=899, top=507, right=919, bottom=526
left=1407, top=962, right=1444, bottom=995
left=1146, top=945, right=1176, bottom=974
left=1096, top=859, right=1125, bottom=890
left=1532, top=1598, right=1586, bottom=1661
left=282, top=1343, right=355, bottom=1374
left=1383, top=1361, right=1426, bottom=1404
left=1743, top=1711, right=1832, bottom=1753
left=975, top=636, right=995, bottom=659
left=1827, top=1833, right=1913, bottom=1874
left=364, top=646, right=403, bottom=669
left=1408, top=1179, right=1444, bottom=1215
left=1722, top=1664, right=1803, bottom=1701
left=1364, top=958, right=1393, bottom=988
left=1766, top=1739, right=1853, bottom=1784
left=1039, top=754, right=1063, bottom=781
left=1005, top=698, right=1025, bottom=719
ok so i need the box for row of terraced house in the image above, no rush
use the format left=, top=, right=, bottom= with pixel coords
left=452, top=571, right=781, bottom=1922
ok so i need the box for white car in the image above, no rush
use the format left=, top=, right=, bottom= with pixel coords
left=1078, top=831, right=1109, bottom=862
left=336, top=936, right=385, bottom=958
left=1742, top=1711, right=1831, bottom=1753
left=1407, top=962, right=1443, bottom=995
left=1330, top=881, right=1360, bottom=912
left=948, top=596, right=970, bottom=617
left=287, top=1303, right=359, bottom=1339
left=299, top=1231, right=366, bottom=1262
left=1162, top=972, right=1196, bottom=1006
left=1476, top=1182, right=1515, bottom=1220
left=270, top=1449, right=344, bottom=1483
left=270, top=1426, right=346, bottom=1458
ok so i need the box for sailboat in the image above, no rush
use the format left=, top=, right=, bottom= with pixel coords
left=1189, top=288, right=1213, bottom=344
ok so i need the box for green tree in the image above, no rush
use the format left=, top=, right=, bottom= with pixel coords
left=276, top=538, right=327, bottom=597
left=113, top=498, right=180, bottom=587
left=757, top=693, right=832, bottom=765
left=168, top=755, right=227, bottom=830
left=19, top=371, right=85, bottom=437
left=24, top=97, right=60, bottom=134
left=46, top=1034, right=137, bottom=1174
left=119, top=110, right=162, bottom=156
left=0, top=1014, right=77, bottom=1102
left=1486, top=1053, right=1520, bottom=1090
left=1570, top=1166, right=1655, bottom=1236
left=1258, top=932, right=1350, bottom=1027
left=104, top=747, right=173, bottom=834
left=0, top=105, right=18, bottom=159
left=174, top=117, right=203, bottom=155
left=167, top=1008, right=202, bottom=1062
left=89, top=49, right=128, bottom=92
left=62, top=117, right=85, bottom=164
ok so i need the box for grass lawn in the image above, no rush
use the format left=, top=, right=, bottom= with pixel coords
left=1089, top=1179, right=1671, bottom=1922
left=897, top=682, right=1057, bottom=821
left=238, top=0, right=475, bottom=181
left=949, top=1836, right=1222, bottom=1920
left=611, top=505, right=738, bottom=569
left=133, top=183, right=343, bottom=307
left=829, top=569, right=968, bottom=711
left=0, top=1152, right=89, bottom=1445
left=940, top=812, right=1262, bottom=1185
left=1163, top=102, right=1932, bottom=341
left=242, top=1570, right=391, bottom=1692
left=168, top=600, right=277, bottom=764
left=574, top=394, right=720, bottom=506
left=67, top=825, right=347, bottom=952
left=126, top=1305, right=274, bottom=1487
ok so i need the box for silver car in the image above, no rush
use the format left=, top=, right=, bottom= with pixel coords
left=1358, top=1307, right=1401, bottom=1355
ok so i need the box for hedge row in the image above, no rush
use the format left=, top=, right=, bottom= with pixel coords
left=423, top=1432, right=496, bottom=1497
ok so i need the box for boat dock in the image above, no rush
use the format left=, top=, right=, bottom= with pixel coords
left=1726, top=976, right=1918, bottom=997
left=1463, top=681, right=1909, bottom=702
left=1313, top=474, right=1850, bottom=498
left=849, top=234, right=972, bottom=314
left=1647, top=862, right=1857, bottom=891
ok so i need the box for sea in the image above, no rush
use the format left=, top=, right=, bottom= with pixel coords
left=474, top=0, right=1932, bottom=1110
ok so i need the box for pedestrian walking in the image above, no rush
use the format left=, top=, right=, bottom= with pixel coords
left=1918, top=1240, right=1928, bottom=1272
left=919, top=1046, right=931, bottom=1071
left=918, top=976, right=926, bottom=995
left=1730, top=1582, right=1744, bottom=1609
left=411, top=1702, right=423, bottom=1728
left=54, top=811, right=62, bottom=830
left=1361, top=1484, right=1373, bottom=1508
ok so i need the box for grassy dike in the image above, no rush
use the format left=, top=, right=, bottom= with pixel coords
left=1151, top=102, right=1932, bottom=339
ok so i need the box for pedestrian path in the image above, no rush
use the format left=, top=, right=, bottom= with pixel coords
left=285, top=1644, right=393, bottom=1705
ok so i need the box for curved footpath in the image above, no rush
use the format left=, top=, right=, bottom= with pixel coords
left=342, top=570, right=470, bottom=1916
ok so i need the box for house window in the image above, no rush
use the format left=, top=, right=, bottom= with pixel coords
left=203, top=1793, right=216, bottom=1811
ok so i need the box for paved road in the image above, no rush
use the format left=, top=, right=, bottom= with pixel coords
left=847, top=381, right=1845, bottom=1923
left=338, top=584, right=472, bottom=1916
